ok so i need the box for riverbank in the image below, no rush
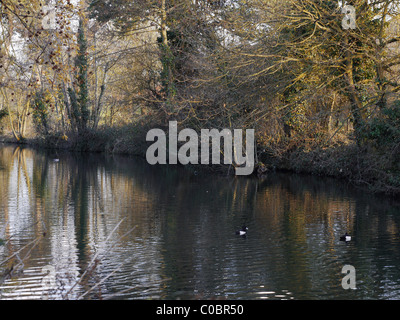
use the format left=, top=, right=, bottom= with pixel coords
left=1, top=124, right=399, bottom=196
left=0, top=124, right=149, bottom=157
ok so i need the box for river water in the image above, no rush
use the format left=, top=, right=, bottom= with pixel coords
left=0, top=144, right=400, bottom=300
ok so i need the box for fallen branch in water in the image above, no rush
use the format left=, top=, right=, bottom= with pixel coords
left=62, top=218, right=136, bottom=300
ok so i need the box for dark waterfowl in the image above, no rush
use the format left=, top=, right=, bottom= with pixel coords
left=340, top=232, right=351, bottom=242
left=236, top=226, right=248, bottom=236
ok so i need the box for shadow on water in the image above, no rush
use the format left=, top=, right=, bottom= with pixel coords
left=0, top=144, right=400, bottom=299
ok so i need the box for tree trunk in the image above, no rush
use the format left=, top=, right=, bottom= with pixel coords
left=160, top=0, right=175, bottom=114
left=345, top=43, right=363, bottom=143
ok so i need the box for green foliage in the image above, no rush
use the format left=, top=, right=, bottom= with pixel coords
left=68, top=87, right=79, bottom=127
left=88, top=0, right=143, bottom=31
left=0, top=109, right=8, bottom=134
left=159, top=42, right=177, bottom=100
left=0, top=109, right=8, bottom=121
left=363, top=102, right=400, bottom=145
left=31, top=92, right=50, bottom=135
left=68, top=19, right=90, bottom=134
left=157, top=29, right=192, bottom=78
left=76, top=20, right=89, bottom=127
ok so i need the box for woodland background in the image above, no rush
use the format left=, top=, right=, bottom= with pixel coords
left=1, top=0, right=400, bottom=194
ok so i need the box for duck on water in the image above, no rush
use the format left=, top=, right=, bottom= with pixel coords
left=340, top=233, right=351, bottom=242
left=236, top=226, right=248, bottom=236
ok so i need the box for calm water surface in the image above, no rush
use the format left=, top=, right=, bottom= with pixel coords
left=1, top=144, right=400, bottom=300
